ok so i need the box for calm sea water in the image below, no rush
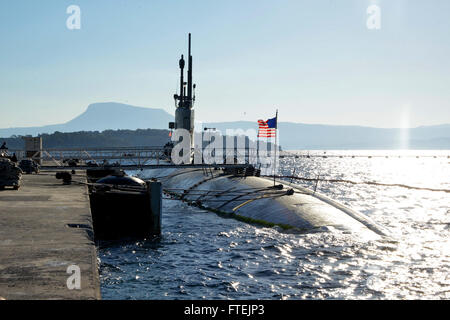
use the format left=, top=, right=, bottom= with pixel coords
left=99, top=150, right=450, bottom=300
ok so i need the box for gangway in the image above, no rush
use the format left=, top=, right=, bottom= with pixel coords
left=8, top=146, right=267, bottom=170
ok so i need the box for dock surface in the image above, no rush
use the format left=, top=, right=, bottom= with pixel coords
left=0, top=171, right=101, bottom=300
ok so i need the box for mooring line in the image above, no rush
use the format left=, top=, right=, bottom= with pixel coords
left=180, top=175, right=221, bottom=200
left=266, top=175, right=450, bottom=193
left=231, top=192, right=291, bottom=212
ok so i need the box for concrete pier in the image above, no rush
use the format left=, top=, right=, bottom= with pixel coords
left=0, top=171, right=101, bottom=300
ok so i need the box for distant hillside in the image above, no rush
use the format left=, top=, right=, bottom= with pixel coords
left=3, top=129, right=171, bottom=150
left=0, top=102, right=174, bottom=137
left=1, top=102, right=449, bottom=149
left=201, top=122, right=450, bottom=150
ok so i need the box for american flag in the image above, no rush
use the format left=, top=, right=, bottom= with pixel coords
left=257, top=117, right=277, bottom=138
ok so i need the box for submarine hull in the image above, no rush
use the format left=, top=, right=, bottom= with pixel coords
left=147, top=167, right=390, bottom=240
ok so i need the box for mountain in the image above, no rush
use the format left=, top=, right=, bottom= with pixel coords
left=201, top=122, right=450, bottom=150
left=1, top=129, right=171, bottom=150
left=0, top=102, right=174, bottom=137
left=1, top=102, right=449, bottom=149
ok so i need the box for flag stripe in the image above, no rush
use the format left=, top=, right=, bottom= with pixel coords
left=257, top=118, right=277, bottom=137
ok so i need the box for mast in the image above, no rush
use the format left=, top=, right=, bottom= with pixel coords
left=174, top=33, right=193, bottom=109
left=187, top=33, right=193, bottom=106
left=179, top=54, right=185, bottom=108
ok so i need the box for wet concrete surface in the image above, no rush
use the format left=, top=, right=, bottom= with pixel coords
left=0, top=171, right=100, bottom=300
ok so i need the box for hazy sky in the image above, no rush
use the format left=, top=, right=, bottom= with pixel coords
left=1, top=0, right=449, bottom=129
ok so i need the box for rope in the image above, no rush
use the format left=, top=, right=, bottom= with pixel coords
left=67, top=179, right=147, bottom=193
left=164, top=187, right=293, bottom=213
left=232, top=191, right=291, bottom=212
left=200, top=186, right=236, bottom=200
left=266, top=175, right=450, bottom=194
left=216, top=188, right=287, bottom=209
left=278, top=151, right=449, bottom=159
left=150, top=168, right=205, bottom=180
left=179, top=175, right=220, bottom=200
left=163, top=187, right=275, bottom=196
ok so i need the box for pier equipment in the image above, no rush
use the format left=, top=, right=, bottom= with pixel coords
left=83, top=169, right=162, bottom=240
left=23, top=137, right=42, bottom=165
left=0, top=158, right=21, bottom=190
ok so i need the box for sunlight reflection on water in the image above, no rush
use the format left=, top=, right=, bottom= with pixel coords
left=100, top=150, right=449, bottom=300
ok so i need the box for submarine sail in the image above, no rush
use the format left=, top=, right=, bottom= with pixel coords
left=171, top=33, right=195, bottom=151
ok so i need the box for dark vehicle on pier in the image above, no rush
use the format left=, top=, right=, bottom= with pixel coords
left=19, top=159, right=40, bottom=174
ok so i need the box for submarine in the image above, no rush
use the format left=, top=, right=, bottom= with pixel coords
left=147, top=34, right=391, bottom=241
